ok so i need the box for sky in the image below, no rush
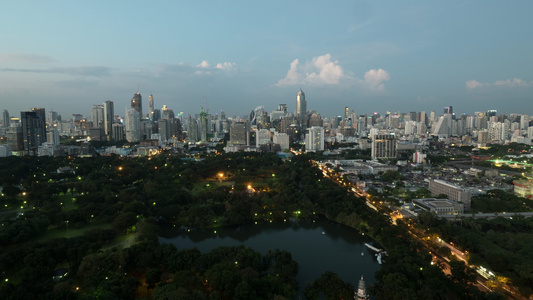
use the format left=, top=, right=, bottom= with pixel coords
left=1, top=1, right=533, bottom=120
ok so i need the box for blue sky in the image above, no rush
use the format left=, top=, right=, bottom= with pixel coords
left=1, top=1, right=532, bottom=119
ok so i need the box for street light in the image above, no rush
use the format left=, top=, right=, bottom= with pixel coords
left=65, top=220, right=69, bottom=237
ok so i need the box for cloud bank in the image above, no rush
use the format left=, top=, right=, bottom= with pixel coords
left=0, top=53, right=55, bottom=63
left=0, top=66, right=111, bottom=77
left=466, top=78, right=532, bottom=90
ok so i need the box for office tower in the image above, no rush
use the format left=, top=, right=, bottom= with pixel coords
left=344, top=107, right=349, bottom=119
left=2, top=110, right=9, bottom=127
left=487, top=110, right=497, bottom=118
left=273, top=132, right=290, bottom=151
left=152, top=109, right=161, bottom=122
left=103, top=100, right=114, bottom=141
left=520, top=115, right=529, bottom=130
left=230, top=122, right=247, bottom=145
left=419, top=111, right=427, bottom=125
left=429, top=111, right=436, bottom=123
left=125, top=108, right=141, bottom=142
left=112, top=123, right=125, bottom=141
left=158, top=119, right=171, bottom=141
left=278, top=104, right=287, bottom=113
left=256, top=129, right=271, bottom=147
left=371, top=133, right=396, bottom=160
left=91, top=105, right=104, bottom=128
left=131, top=92, right=142, bottom=116
left=444, top=106, right=453, bottom=115
left=161, top=105, right=174, bottom=120
left=47, top=129, right=60, bottom=146
left=305, top=126, right=324, bottom=152
left=308, top=113, right=323, bottom=127
left=199, top=110, right=208, bottom=142
left=21, top=110, right=47, bottom=156
left=148, top=94, right=154, bottom=119
left=47, top=110, right=59, bottom=124
left=295, top=89, right=307, bottom=128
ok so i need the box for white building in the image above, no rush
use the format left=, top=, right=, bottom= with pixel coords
left=305, top=126, right=324, bottom=152
left=125, top=108, right=141, bottom=142
left=428, top=179, right=471, bottom=210
left=273, top=132, right=290, bottom=151
left=256, top=129, right=271, bottom=147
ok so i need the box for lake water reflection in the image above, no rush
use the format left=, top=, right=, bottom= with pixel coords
left=159, top=218, right=381, bottom=293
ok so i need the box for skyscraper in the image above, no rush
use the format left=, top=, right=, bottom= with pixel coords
left=305, top=126, right=324, bottom=152
left=91, top=105, right=104, bottom=128
left=295, top=89, right=307, bottom=128
left=103, top=100, right=114, bottom=141
left=148, top=94, right=154, bottom=120
left=125, top=108, right=141, bottom=142
left=2, top=110, right=9, bottom=128
left=21, top=110, right=47, bottom=156
left=131, top=92, right=142, bottom=116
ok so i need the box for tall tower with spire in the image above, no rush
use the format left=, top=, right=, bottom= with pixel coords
left=295, top=89, right=307, bottom=128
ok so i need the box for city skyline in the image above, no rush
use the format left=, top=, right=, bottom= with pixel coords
left=1, top=1, right=533, bottom=117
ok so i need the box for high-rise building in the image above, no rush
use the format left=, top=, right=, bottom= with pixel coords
left=344, top=106, right=349, bottom=119
left=229, top=122, right=247, bottom=145
left=21, top=110, right=47, bottom=156
left=273, top=132, right=290, bottom=151
left=2, top=110, right=10, bottom=128
left=91, top=105, right=104, bottom=128
left=148, top=94, right=154, bottom=120
left=125, top=108, right=141, bottom=142
left=131, top=92, right=142, bottom=116
left=305, top=126, right=324, bottom=152
left=371, top=133, right=396, bottom=160
left=295, top=89, right=307, bottom=128
left=47, top=110, right=59, bottom=124
left=103, top=100, right=114, bottom=141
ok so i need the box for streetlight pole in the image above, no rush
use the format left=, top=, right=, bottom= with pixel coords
left=65, top=220, right=69, bottom=238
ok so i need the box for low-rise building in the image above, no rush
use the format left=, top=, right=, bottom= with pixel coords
left=413, top=198, right=464, bottom=215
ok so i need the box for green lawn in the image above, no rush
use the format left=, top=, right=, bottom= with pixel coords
left=36, top=222, right=112, bottom=242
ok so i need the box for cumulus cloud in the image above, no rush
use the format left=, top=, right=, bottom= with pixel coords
left=361, top=68, right=390, bottom=92
left=275, top=54, right=344, bottom=86
left=215, top=62, right=236, bottom=70
left=275, top=54, right=390, bottom=93
left=0, top=66, right=111, bottom=77
left=0, top=53, right=55, bottom=63
left=466, top=78, right=532, bottom=90
left=196, top=60, right=211, bottom=68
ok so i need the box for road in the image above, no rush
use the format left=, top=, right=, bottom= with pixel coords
left=315, top=161, right=526, bottom=299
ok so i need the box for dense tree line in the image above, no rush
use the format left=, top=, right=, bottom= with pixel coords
left=0, top=152, right=503, bottom=299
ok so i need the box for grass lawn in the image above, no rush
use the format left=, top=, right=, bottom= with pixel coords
left=37, top=222, right=112, bottom=242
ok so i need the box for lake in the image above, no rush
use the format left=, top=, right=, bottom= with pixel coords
left=159, top=218, right=381, bottom=293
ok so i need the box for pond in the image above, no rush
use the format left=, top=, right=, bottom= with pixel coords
left=159, top=218, right=381, bottom=293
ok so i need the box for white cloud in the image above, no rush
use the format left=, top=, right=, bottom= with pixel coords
left=196, top=60, right=211, bottom=68
left=361, top=68, right=390, bottom=92
left=466, top=78, right=532, bottom=90
left=275, top=54, right=390, bottom=93
left=275, top=54, right=344, bottom=86
left=215, top=62, right=236, bottom=70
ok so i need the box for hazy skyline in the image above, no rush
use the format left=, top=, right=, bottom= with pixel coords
left=1, top=1, right=532, bottom=118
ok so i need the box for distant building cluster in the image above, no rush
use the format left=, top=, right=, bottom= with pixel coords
left=1, top=89, right=533, bottom=158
